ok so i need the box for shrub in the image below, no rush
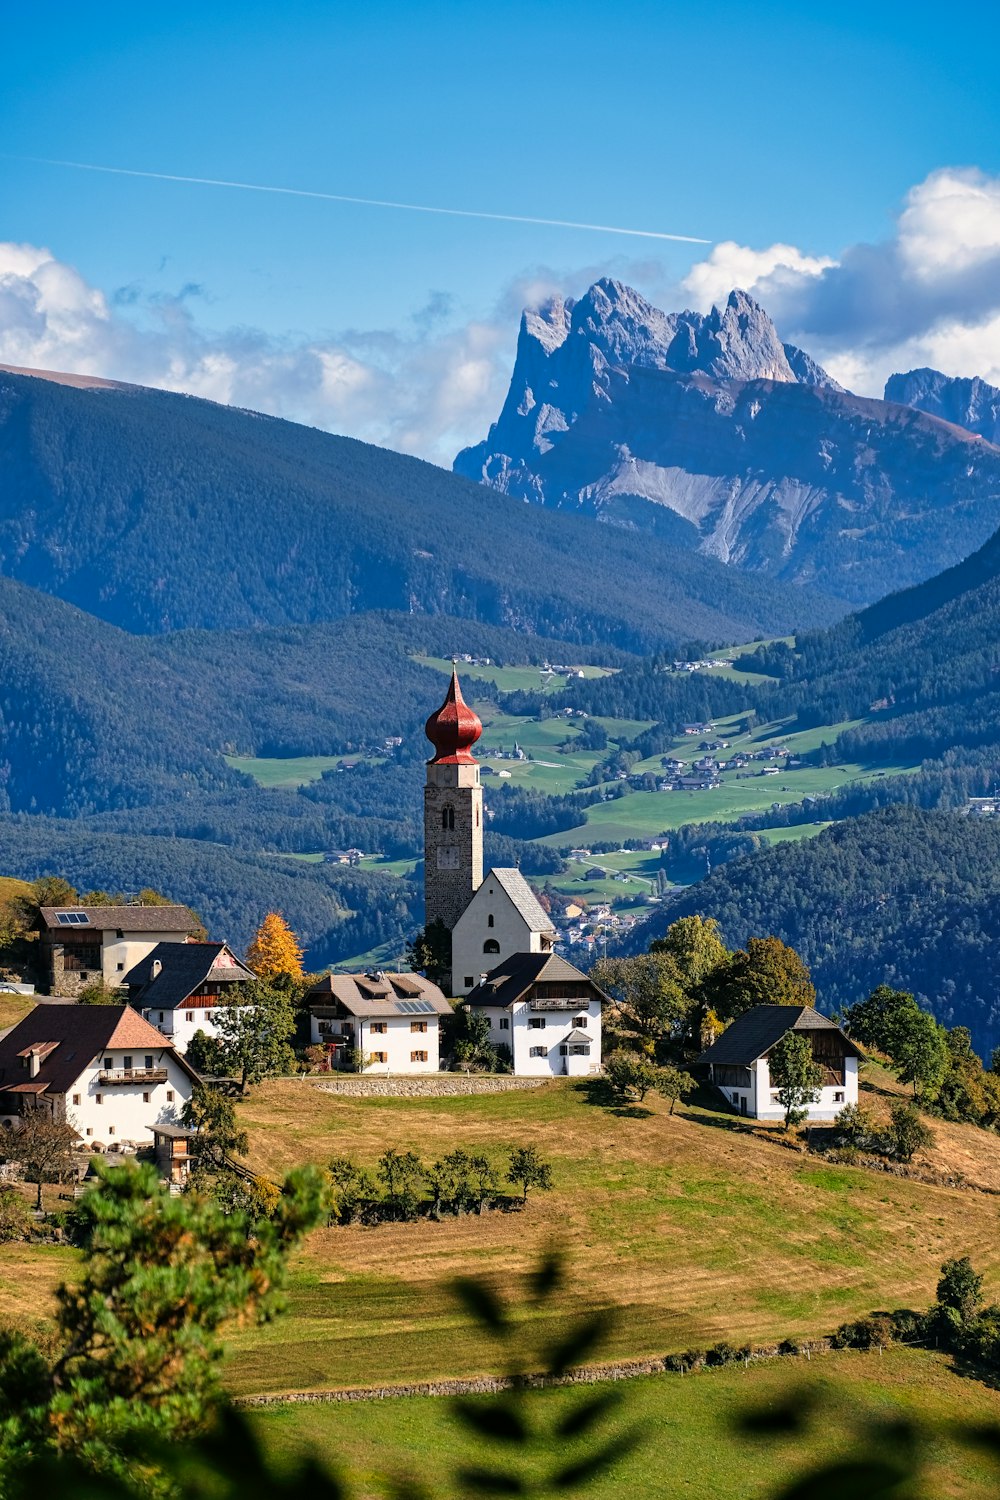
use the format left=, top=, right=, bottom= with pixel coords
left=884, top=1100, right=933, bottom=1162
left=777, top=1337, right=802, bottom=1356
left=705, top=1341, right=746, bottom=1367
left=834, top=1102, right=879, bottom=1150
left=665, top=1348, right=706, bottom=1372
left=0, top=1186, right=32, bottom=1243
left=831, top=1315, right=894, bottom=1350
left=888, top=1308, right=927, bottom=1342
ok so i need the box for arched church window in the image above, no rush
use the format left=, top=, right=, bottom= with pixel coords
left=483, top=939, right=500, bottom=955
left=487, top=914, right=494, bottom=928
left=441, top=806, right=455, bottom=831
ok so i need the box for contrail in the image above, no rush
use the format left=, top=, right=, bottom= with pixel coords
left=11, top=155, right=711, bottom=244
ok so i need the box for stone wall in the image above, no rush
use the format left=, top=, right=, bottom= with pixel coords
left=312, top=1074, right=547, bottom=1099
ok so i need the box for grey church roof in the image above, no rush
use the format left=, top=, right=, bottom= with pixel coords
left=698, top=1006, right=861, bottom=1066
left=484, top=868, right=555, bottom=934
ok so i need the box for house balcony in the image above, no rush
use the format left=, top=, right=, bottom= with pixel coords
left=97, top=1068, right=169, bottom=1085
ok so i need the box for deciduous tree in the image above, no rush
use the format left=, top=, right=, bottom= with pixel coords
left=701, top=936, right=815, bottom=1023
left=212, top=983, right=297, bottom=1094
left=245, top=912, right=304, bottom=984
left=768, top=1030, right=823, bottom=1129
left=605, top=1049, right=660, bottom=1102
left=656, top=1064, right=697, bottom=1115
left=891, top=1009, right=949, bottom=1100
left=590, top=953, right=690, bottom=1047
left=7, top=1106, right=77, bottom=1209
left=506, top=1145, right=553, bottom=1203
left=405, top=918, right=452, bottom=990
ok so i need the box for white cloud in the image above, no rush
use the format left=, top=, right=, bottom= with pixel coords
left=679, top=167, right=1000, bottom=395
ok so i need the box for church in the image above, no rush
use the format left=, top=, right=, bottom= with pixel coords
left=423, top=669, right=605, bottom=1076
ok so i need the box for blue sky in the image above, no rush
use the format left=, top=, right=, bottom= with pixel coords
left=2, top=0, right=1000, bottom=460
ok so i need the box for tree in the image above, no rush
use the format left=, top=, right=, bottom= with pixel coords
left=843, top=985, right=921, bottom=1054
left=0, top=1185, right=32, bottom=1242
left=605, top=1049, right=660, bottom=1102
left=442, top=1006, right=496, bottom=1072
left=185, top=1028, right=229, bottom=1075
left=77, top=978, right=120, bottom=1005
left=885, top=1100, right=933, bottom=1162
left=507, top=1145, right=553, bottom=1203
left=768, top=1030, right=824, bottom=1129
left=181, top=1084, right=249, bottom=1176
left=0, top=1159, right=329, bottom=1487
left=937, top=1256, right=983, bottom=1324
left=469, top=1152, right=499, bottom=1214
left=405, top=918, right=452, bottom=990
left=590, top=953, right=690, bottom=1047
left=890, top=1009, right=949, bottom=1100
left=701, top=936, right=815, bottom=1023
left=650, top=914, right=729, bottom=989
left=6, top=1106, right=77, bottom=1209
left=13, top=876, right=77, bottom=933
left=245, top=912, right=304, bottom=985
left=211, top=982, right=297, bottom=1094
left=377, top=1148, right=425, bottom=1221
left=656, top=1064, right=696, bottom=1115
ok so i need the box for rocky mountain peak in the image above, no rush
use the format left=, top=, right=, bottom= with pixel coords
left=885, top=367, right=1000, bottom=446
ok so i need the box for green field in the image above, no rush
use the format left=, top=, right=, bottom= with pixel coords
left=227, top=753, right=344, bottom=788
left=413, top=655, right=614, bottom=694
left=254, top=1348, right=1000, bottom=1499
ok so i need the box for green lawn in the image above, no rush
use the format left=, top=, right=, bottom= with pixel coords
left=413, top=655, right=614, bottom=694
left=253, top=1348, right=1000, bottom=1499
left=226, top=754, right=345, bottom=788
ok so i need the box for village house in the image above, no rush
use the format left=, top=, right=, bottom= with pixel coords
left=698, top=1005, right=861, bottom=1121
left=38, top=904, right=201, bottom=998
left=463, top=952, right=605, bottom=1077
left=124, top=941, right=255, bottom=1051
left=305, top=970, right=451, bottom=1073
left=0, top=1004, right=197, bottom=1145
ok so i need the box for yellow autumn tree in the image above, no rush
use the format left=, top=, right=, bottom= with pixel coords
left=245, top=911, right=304, bottom=984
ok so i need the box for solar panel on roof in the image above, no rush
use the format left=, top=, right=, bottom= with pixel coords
left=56, top=911, right=90, bottom=925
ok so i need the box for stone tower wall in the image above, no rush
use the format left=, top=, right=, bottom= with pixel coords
left=423, top=761, right=484, bottom=933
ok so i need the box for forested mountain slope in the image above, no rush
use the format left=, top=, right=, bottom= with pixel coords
left=0, top=369, right=831, bottom=648
left=630, top=808, right=1000, bottom=1055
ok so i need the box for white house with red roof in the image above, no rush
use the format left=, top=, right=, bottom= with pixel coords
left=0, top=1004, right=198, bottom=1147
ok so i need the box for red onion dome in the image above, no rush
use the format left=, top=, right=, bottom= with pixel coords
left=425, top=669, right=482, bottom=764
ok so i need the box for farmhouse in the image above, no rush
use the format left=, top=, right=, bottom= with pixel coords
left=0, top=1004, right=197, bottom=1145
left=38, top=904, right=201, bottom=998
left=305, top=970, right=451, bottom=1073
left=699, top=1005, right=860, bottom=1121
left=464, top=952, right=605, bottom=1077
left=125, top=941, right=255, bottom=1051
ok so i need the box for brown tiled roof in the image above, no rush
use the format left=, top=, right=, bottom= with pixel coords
left=39, top=906, right=198, bottom=934
left=0, top=1004, right=198, bottom=1097
left=305, top=972, right=451, bottom=1019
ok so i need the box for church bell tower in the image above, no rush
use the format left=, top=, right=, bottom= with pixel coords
left=423, top=669, right=484, bottom=933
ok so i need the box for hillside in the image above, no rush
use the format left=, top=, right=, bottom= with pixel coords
left=629, top=807, right=1000, bottom=1054
left=0, top=369, right=833, bottom=649
left=456, top=280, right=1000, bottom=606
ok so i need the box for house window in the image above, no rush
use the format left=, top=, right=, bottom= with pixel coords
left=144, top=1055, right=153, bottom=1069
left=372, top=1051, right=388, bottom=1064
left=109, top=1126, right=115, bottom=1136
left=117, top=962, right=124, bottom=971
left=834, top=1091, right=845, bottom=1103
left=484, top=940, right=500, bottom=955
left=410, top=1051, right=428, bottom=1063
left=116, top=930, right=124, bottom=939
left=123, top=1056, right=133, bottom=1070
left=487, top=914, right=494, bottom=928
left=573, top=1015, right=588, bottom=1028
left=86, top=1128, right=93, bottom=1137
left=166, top=1091, right=174, bottom=1102
left=104, top=1057, right=112, bottom=1070
left=499, top=1018, right=509, bottom=1030
left=95, top=1094, right=103, bottom=1105
left=72, top=1093, right=81, bottom=1106
left=143, top=1092, right=150, bottom=1103
left=410, top=1021, right=428, bottom=1033
left=529, top=1046, right=548, bottom=1058
left=441, top=806, right=455, bottom=831
left=528, top=1018, right=545, bottom=1030
left=185, top=1012, right=194, bottom=1022
left=370, top=1022, right=387, bottom=1034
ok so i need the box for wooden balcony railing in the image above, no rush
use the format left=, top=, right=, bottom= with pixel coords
left=97, top=1068, right=169, bottom=1085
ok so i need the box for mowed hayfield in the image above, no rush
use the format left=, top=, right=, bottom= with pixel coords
left=254, top=1347, right=1000, bottom=1500
left=214, top=1075, right=1000, bottom=1397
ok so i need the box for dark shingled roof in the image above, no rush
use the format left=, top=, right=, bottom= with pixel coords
left=698, top=1006, right=861, bottom=1066
left=125, top=943, right=253, bottom=1012
left=0, top=1004, right=197, bottom=1098
left=465, top=951, right=605, bottom=1009
left=40, top=905, right=199, bottom=934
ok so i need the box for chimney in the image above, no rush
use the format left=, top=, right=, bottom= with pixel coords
left=28, top=1047, right=40, bottom=1078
